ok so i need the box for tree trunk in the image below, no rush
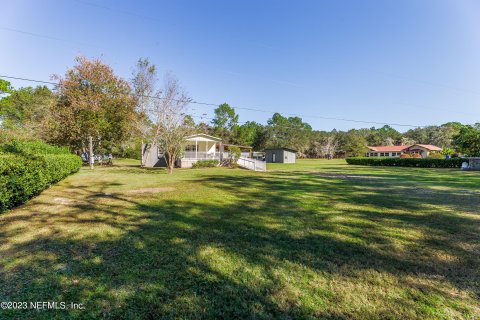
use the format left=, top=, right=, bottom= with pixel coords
left=89, top=136, right=94, bottom=169
left=167, top=151, right=176, bottom=174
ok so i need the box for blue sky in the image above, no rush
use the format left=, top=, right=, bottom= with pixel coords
left=1, top=0, right=479, bottom=131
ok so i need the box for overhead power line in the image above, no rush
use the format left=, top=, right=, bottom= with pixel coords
left=0, top=27, right=84, bottom=45
left=0, top=75, right=58, bottom=86
left=0, top=74, right=424, bottom=128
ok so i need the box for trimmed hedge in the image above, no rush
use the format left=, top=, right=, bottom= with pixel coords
left=0, top=139, right=70, bottom=156
left=345, top=157, right=464, bottom=168
left=0, top=141, right=82, bottom=212
left=191, top=160, right=219, bottom=168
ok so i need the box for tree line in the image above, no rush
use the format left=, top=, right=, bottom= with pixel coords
left=1, top=55, right=479, bottom=173
left=194, top=105, right=479, bottom=158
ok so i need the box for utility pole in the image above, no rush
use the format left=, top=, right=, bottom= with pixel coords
left=141, top=140, right=144, bottom=167
left=89, top=136, right=94, bottom=169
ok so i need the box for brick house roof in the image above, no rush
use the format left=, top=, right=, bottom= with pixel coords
left=411, top=144, right=442, bottom=151
left=367, top=144, right=442, bottom=152
left=367, top=145, right=412, bottom=152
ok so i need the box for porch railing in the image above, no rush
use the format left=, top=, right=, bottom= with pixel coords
left=237, top=157, right=266, bottom=172
left=183, top=152, right=220, bottom=160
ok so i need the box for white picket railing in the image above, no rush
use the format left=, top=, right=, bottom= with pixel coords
left=237, top=157, right=266, bottom=172
left=183, top=152, right=220, bottom=160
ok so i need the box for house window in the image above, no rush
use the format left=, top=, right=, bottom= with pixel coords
left=185, top=145, right=197, bottom=151
left=380, top=153, right=385, bottom=156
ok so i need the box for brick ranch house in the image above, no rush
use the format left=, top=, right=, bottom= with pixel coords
left=366, top=144, right=442, bottom=158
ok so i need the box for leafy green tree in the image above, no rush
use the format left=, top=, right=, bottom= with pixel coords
left=0, top=82, right=55, bottom=138
left=441, top=147, right=454, bottom=156
left=195, top=121, right=213, bottom=135
left=404, top=127, right=429, bottom=144
left=366, top=125, right=401, bottom=146
left=404, top=123, right=460, bottom=148
left=0, top=79, right=14, bottom=127
left=432, top=123, right=461, bottom=148
left=212, top=103, right=238, bottom=142
left=266, top=113, right=312, bottom=153
left=227, top=145, right=241, bottom=166
left=454, top=124, right=480, bottom=156
left=343, top=130, right=368, bottom=157
left=0, top=79, right=13, bottom=95
left=252, top=126, right=268, bottom=151
left=50, top=56, right=137, bottom=152
left=234, top=121, right=263, bottom=146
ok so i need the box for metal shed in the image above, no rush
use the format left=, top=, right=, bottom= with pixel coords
left=265, top=148, right=297, bottom=163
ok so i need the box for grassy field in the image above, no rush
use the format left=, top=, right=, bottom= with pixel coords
left=0, top=159, right=479, bottom=319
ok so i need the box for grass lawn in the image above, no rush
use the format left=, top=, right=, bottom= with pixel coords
left=0, top=159, right=479, bottom=319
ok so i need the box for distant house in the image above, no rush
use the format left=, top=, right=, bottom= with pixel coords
left=265, top=148, right=297, bottom=163
left=366, top=144, right=442, bottom=158
left=366, top=145, right=406, bottom=158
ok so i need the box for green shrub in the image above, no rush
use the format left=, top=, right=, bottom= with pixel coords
left=0, top=139, right=70, bottom=156
left=442, top=147, right=454, bottom=156
left=191, top=160, right=219, bottom=168
left=0, top=140, right=82, bottom=213
left=428, top=152, right=444, bottom=159
left=346, top=157, right=464, bottom=168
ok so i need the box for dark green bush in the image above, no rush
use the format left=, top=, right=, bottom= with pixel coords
left=0, top=139, right=70, bottom=156
left=191, top=160, right=219, bottom=168
left=346, top=157, right=464, bottom=168
left=0, top=140, right=82, bottom=212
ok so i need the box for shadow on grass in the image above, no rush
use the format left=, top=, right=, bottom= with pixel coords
left=0, top=167, right=479, bottom=319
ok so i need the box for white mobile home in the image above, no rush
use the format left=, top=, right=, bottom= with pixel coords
left=144, top=134, right=223, bottom=168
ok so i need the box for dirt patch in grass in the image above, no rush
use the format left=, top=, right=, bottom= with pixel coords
left=127, top=187, right=175, bottom=194
left=53, top=197, right=72, bottom=205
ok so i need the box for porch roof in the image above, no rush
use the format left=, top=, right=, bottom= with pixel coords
left=185, top=133, right=222, bottom=142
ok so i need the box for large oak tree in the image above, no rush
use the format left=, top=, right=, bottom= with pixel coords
left=50, top=56, right=136, bottom=152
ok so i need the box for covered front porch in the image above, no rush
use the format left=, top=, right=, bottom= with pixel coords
left=183, top=134, right=223, bottom=160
